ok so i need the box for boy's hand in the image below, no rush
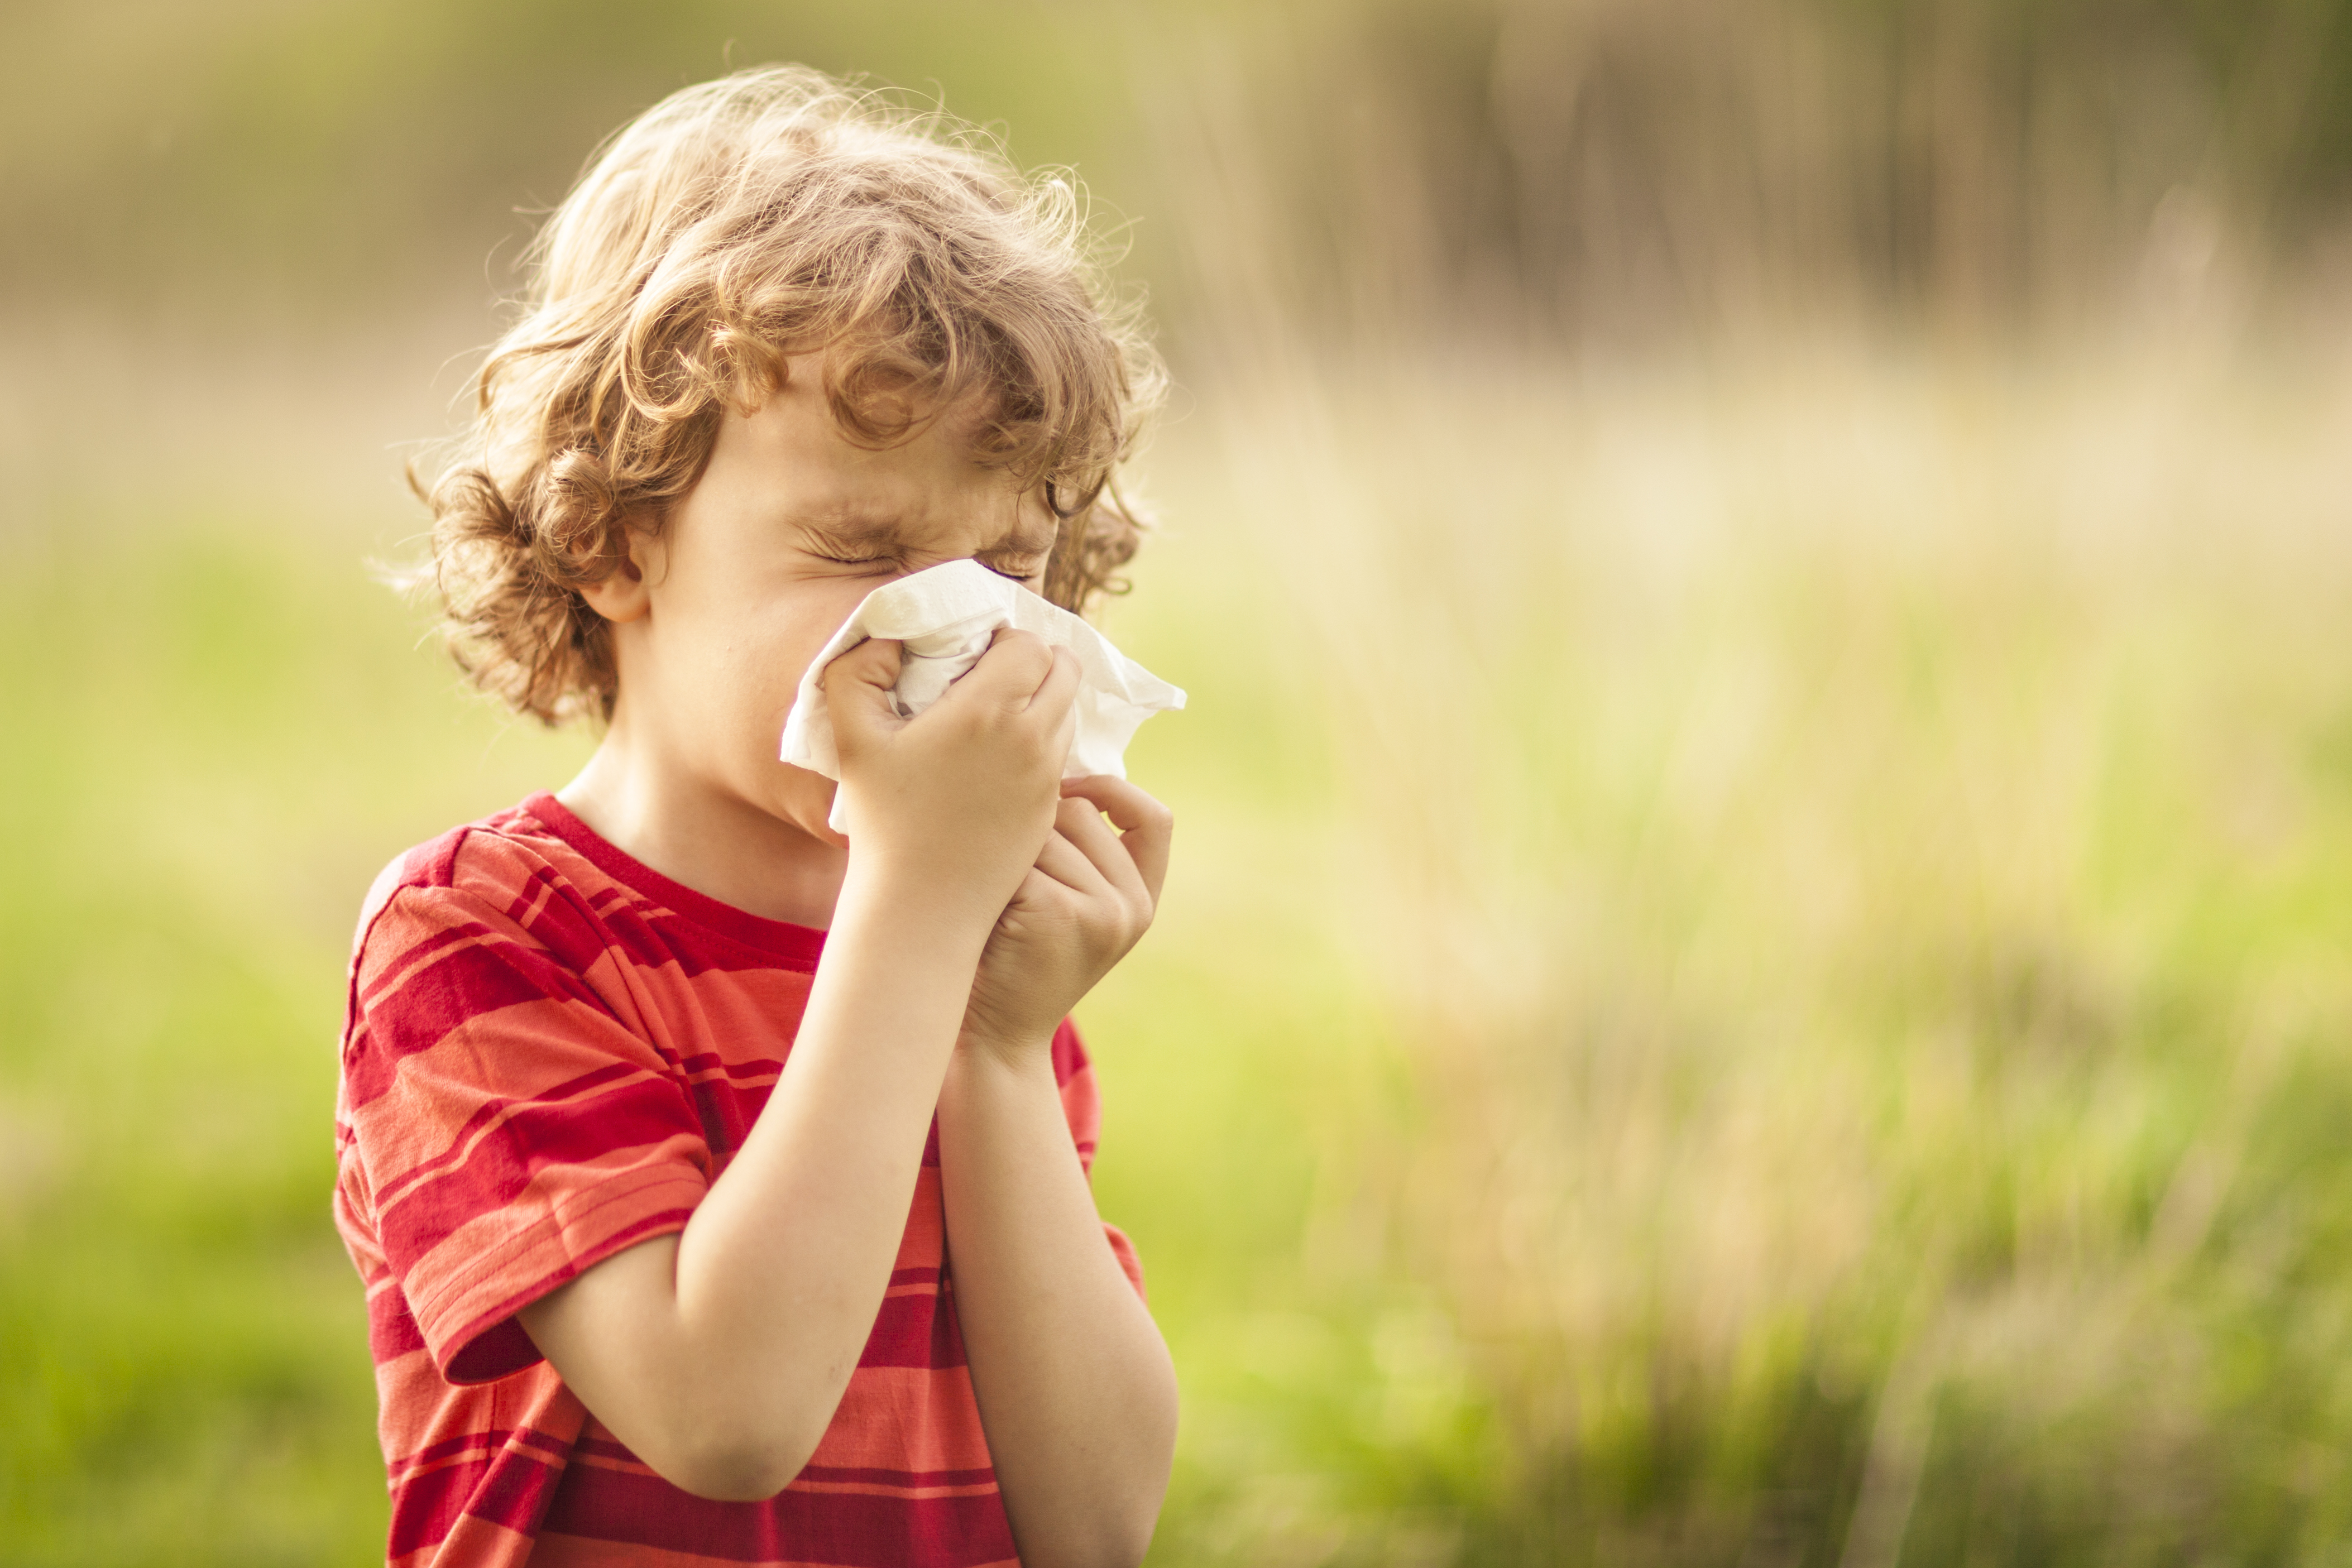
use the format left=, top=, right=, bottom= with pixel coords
left=826, top=629, right=1080, bottom=925
left=960, top=775, right=1173, bottom=1059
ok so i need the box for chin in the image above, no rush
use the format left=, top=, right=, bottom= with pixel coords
left=768, top=764, right=847, bottom=848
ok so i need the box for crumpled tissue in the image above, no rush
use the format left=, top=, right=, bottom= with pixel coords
left=779, top=558, right=1186, bottom=832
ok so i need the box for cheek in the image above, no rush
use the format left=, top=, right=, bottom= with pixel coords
left=715, top=579, right=883, bottom=739
left=773, top=579, right=884, bottom=688
left=634, top=560, right=887, bottom=771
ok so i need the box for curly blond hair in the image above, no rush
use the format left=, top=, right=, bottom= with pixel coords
left=418, top=65, right=1165, bottom=725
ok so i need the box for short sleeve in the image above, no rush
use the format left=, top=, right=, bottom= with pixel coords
left=341, top=875, right=711, bottom=1384
left=1049, top=1018, right=1146, bottom=1300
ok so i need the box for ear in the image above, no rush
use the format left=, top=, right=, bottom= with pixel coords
left=578, top=526, right=660, bottom=624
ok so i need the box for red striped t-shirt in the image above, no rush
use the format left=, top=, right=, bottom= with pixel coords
left=333, top=792, right=1141, bottom=1568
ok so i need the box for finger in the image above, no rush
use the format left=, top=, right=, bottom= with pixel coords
left=819, top=637, right=904, bottom=752
left=1035, top=646, right=1079, bottom=762
left=940, top=627, right=1055, bottom=710
left=1032, top=823, right=1115, bottom=897
left=1052, top=793, right=1150, bottom=907
left=998, top=864, right=1059, bottom=917
left=820, top=634, right=902, bottom=692
left=1029, top=644, right=1080, bottom=715
left=1058, top=775, right=1173, bottom=908
left=1059, top=773, right=1170, bottom=835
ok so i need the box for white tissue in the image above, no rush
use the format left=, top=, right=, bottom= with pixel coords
left=779, top=559, right=1186, bottom=833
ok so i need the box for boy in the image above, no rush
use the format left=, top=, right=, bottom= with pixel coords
left=335, top=67, right=1179, bottom=1568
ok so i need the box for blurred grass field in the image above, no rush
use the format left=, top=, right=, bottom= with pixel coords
left=12, top=0, right=2352, bottom=1562
left=6, top=334, right=2352, bottom=1564
left=1167, top=341, right=2352, bottom=1564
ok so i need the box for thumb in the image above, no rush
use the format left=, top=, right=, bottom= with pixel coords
left=820, top=637, right=904, bottom=757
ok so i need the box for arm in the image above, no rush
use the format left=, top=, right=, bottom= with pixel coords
left=940, top=780, right=1181, bottom=1567
left=517, top=631, right=1079, bottom=1502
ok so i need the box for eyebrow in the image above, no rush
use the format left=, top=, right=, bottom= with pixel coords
left=800, top=513, right=1058, bottom=559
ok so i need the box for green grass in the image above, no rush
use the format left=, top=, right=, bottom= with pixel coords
left=0, top=530, right=595, bottom=1563
left=8, top=342, right=2352, bottom=1564
left=1124, top=344, right=2352, bottom=1565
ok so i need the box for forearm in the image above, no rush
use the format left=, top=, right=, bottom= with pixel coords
left=675, top=872, right=988, bottom=1395
left=523, top=864, right=994, bottom=1495
left=936, top=1043, right=1178, bottom=1568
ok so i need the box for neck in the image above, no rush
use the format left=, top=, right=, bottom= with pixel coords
left=555, top=709, right=848, bottom=931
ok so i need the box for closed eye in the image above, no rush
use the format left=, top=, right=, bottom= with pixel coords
left=808, top=549, right=901, bottom=572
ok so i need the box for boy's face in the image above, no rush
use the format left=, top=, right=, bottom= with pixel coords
left=587, top=355, right=1056, bottom=848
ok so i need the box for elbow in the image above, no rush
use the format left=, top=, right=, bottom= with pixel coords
left=1098, top=1509, right=1163, bottom=1568
left=1021, top=1442, right=1176, bottom=1568
left=1094, top=1447, right=1177, bottom=1568
left=663, top=1457, right=804, bottom=1506
left=648, top=1422, right=825, bottom=1504
left=1111, top=1460, right=1176, bottom=1567
left=1026, top=1503, right=1163, bottom=1568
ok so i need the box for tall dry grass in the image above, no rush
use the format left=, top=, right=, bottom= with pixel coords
left=1147, top=337, right=2352, bottom=1560
left=1123, top=6, right=2352, bottom=1554
left=9, top=3, right=2352, bottom=1560
left=1125, top=0, right=2352, bottom=360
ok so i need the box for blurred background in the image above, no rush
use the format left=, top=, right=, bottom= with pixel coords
left=6, top=1, right=2352, bottom=1562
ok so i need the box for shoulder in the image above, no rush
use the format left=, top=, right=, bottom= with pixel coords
left=338, top=802, right=669, bottom=1116
left=356, top=799, right=568, bottom=927
left=342, top=799, right=641, bottom=1041
left=355, top=802, right=601, bottom=961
